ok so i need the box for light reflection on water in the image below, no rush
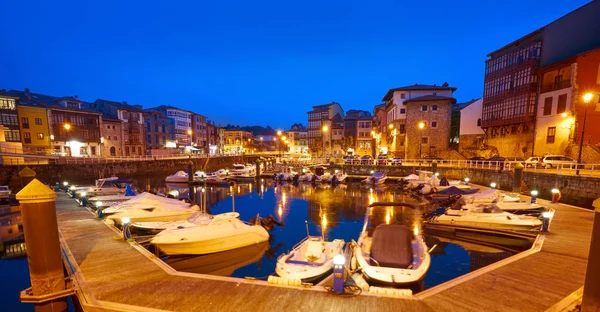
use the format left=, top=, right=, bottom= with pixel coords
left=142, top=179, right=524, bottom=290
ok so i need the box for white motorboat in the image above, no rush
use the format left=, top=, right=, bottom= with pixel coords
left=103, top=192, right=197, bottom=224
left=276, top=166, right=298, bottom=181
left=151, top=213, right=269, bottom=256
left=461, top=189, right=520, bottom=204
left=298, top=168, right=314, bottom=182
left=229, top=164, right=254, bottom=177
left=131, top=212, right=240, bottom=232
left=276, top=236, right=345, bottom=282
left=353, top=202, right=431, bottom=286
left=165, top=171, right=189, bottom=183
left=363, top=172, right=387, bottom=185
left=428, top=204, right=543, bottom=231
left=328, top=171, right=347, bottom=184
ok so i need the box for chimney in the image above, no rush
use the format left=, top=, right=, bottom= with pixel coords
left=25, top=88, right=31, bottom=104
left=74, top=95, right=79, bottom=100
left=123, top=101, right=128, bottom=105
left=443, top=82, right=449, bottom=87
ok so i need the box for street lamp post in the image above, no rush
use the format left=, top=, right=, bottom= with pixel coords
left=418, top=122, right=425, bottom=169
left=322, top=125, right=328, bottom=157
left=576, top=93, right=593, bottom=175
left=64, top=123, right=71, bottom=156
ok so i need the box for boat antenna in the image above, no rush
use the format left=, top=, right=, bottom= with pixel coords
left=231, top=186, right=235, bottom=212
left=203, top=180, right=207, bottom=214
left=305, top=220, right=309, bottom=237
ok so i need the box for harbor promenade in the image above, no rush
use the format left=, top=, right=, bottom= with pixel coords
left=55, top=188, right=593, bottom=311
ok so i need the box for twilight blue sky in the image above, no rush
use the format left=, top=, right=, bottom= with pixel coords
left=0, top=0, right=591, bottom=129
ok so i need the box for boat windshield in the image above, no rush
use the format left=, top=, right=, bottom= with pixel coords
left=233, top=165, right=245, bottom=170
left=470, top=205, right=503, bottom=214
left=364, top=202, right=424, bottom=238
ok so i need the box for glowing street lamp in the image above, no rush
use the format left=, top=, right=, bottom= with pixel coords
left=277, top=130, right=282, bottom=136
left=64, top=123, right=71, bottom=130
left=418, top=122, right=426, bottom=161
left=577, top=92, right=594, bottom=175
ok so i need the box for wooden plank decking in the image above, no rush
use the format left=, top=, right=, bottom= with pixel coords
left=55, top=192, right=594, bottom=312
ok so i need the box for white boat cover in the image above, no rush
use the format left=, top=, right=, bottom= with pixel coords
left=103, top=192, right=190, bottom=213
left=461, top=189, right=502, bottom=203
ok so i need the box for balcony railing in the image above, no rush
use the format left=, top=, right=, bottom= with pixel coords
left=541, top=80, right=571, bottom=93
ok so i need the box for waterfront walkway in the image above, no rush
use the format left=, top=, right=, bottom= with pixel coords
left=55, top=190, right=593, bottom=311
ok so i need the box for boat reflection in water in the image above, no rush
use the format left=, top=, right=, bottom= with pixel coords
left=164, top=242, right=270, bottom=276
left=0, top=201, right=26, bottom=259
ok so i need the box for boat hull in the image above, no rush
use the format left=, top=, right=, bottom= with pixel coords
left=154, top=228, right=269, bottom=256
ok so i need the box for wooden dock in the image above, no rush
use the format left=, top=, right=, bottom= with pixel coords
left=55, top=190, right=593, bottom=311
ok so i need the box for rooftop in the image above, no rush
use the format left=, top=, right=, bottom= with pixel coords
left=457, top=98, right=482, bottom=110
left=382, top=83, right=456, bottom=101
left=403, top=95, right=457, bottom=104
left=94, top=99, right=143, bottom=112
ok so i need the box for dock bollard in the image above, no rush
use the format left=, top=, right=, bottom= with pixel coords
left=551, top=188, right=561, bottom=203
left=80, top=192, right=87, bottom=207
left=530, top=190, right=538, bottom=204
left=54, top=182, right=60, bottom=192
left=464, top=177, right=469, bottom=186
left=122, top=218, right=131, bottom=240
left=69, top=186, right=76, bottom=198
left=96, top=201, right=104, bottom=219
left=333, top=254, right=345, bottom=293
left=541, top=211, right=551, bottom=232
left=63, top=181, right=69, bottom=192
left=16, top=179, right=68, bottom=311
left=490, top=182, right=497, bottom=189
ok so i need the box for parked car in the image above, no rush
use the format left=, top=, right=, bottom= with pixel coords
left=297, top=154, right=312, bottom=163
left=524, top=156, right=542, bottom=168
left=467, top=156, right=486, bottom=165
left=540, top=155, right=584, bottom=169
left=390, top=157, right=402, bottom=165
left=377, top=154, right=388, bottom=165
left=422, top=156, right=444, bottom=163
left=343, top=155, right=356, bottom=165
left=486, top=156, right=506, bottom=164
left=361, top=155, right=373, bottom=165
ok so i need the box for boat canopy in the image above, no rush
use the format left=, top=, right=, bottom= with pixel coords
left=370, top=224, right=413, bottom=269
left=372, top=172, right=386, bottom=179
left=437, top=186, right=479, bottom=195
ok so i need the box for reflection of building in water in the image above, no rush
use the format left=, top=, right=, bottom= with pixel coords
left=0, top=208, right=26, bottom=259
left=468, top=251, right=513, bottom=272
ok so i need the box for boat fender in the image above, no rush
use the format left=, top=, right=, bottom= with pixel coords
left=350, top=254, right=357, bottom=271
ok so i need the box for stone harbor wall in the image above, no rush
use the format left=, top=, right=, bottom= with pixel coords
left=0, top=156, right=244, bottom=190
left=336, top=164, right=600, bottom=208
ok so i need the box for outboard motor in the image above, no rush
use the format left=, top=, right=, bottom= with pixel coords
left=331, top=174, right=338, bottom=184
left=312, top=174, right=317, bottom=184
left=439, top=177, right=449, bottom=187
left=292, top=174, right=300, bottom=183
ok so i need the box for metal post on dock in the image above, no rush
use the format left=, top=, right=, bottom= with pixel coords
left=188, top=161, right=194, bottom=202
left=512, top=162, right=524, bottom=193
left=16, top=179, right=72, bottom=311
left=582, top=198, right=600, bottom=311
left=431, top=160, right=437, bottom=173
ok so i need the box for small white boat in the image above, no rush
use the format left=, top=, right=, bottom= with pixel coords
left=230, top=164, right=254, bottom=176
left=131, top=212, right=240, bottom=232
left=298, top=168, right=314, bottom=182
left=165, top=171, right=189, bottom=183
left=428, top=204, right=543, bottom=231
left=151, top=213, right=269, bottom=256
left=328, top=171, right=347, bottom=184
left=87, top=193, right=134, bottom=203
left=354, top=202, right=431, bottom=286
left=277, top=166, right=298, bottom=181
left=363, top=172, right=387, bottom=185
left=461, top=189, right=520, bottom=204
left=276, top=236, right=345, bottom=282
left=104, top=192, right=198, bottom=224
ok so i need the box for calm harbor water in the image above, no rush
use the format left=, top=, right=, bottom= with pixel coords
left=144, top=178, right=522, bottom=290
left=1, top=178, right=526, bottom=309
